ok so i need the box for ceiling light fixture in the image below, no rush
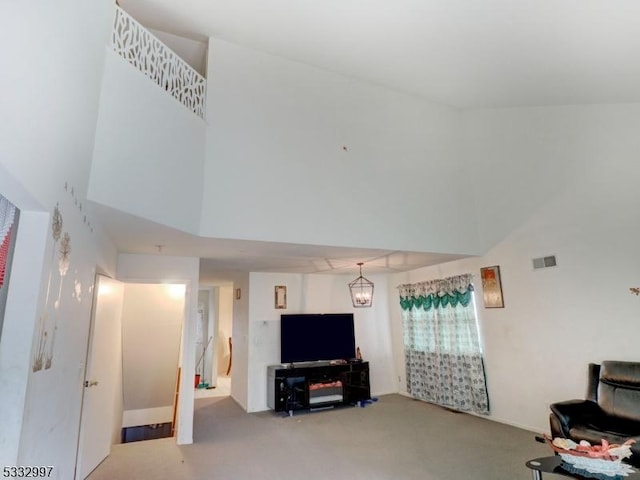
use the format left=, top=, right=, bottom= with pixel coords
left=349, top=262, right=374, bottom=308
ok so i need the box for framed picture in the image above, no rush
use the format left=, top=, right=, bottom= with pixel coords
left=235, top=288, right=241, bottom=300
left=274, top=285, right=287, bottom=309
left=480, top=265, right=504, bottom=308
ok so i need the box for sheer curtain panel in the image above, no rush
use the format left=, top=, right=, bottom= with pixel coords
left=399, top=274, right=489, bottom=414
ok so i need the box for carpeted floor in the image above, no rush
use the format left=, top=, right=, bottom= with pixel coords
left=88, top=394, right=551, bottom=479
left=194, top=376, right=231, bottom=399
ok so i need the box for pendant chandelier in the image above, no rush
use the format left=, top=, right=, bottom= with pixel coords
left=349, top=262, right=374, bottom=308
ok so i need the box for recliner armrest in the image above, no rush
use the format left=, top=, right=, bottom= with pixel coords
left=586, top=363, right=601, bottom=402
left=550, top=399, right=602, bottom=436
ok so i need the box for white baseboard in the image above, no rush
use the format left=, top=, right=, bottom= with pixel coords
left=398, top=393, right=545, bottom=434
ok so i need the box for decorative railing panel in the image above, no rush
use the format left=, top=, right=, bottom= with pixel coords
left=112, top=6, right=206, bottom=118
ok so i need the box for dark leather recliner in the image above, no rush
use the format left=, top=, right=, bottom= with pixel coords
left=550, top=361, right=640, bottom=465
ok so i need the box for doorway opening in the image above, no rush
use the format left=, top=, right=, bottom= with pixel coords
left=194, top=285, right=233, bottom=400
left=120, top=283, right=185, bottom=439
left=76, top=279, right=186, bottom=476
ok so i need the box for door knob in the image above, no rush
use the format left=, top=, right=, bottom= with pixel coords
left=84, top=380, right=99, bottom=387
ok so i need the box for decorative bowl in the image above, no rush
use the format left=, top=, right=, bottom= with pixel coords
left=544, top=435, right=636, bottom=477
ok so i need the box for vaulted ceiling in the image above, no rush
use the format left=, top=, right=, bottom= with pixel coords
left=119, top=0, right=640, bottom=109
left=108, top=1, right=640, bottom=277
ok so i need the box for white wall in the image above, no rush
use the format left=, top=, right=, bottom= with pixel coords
left=203, top=39, right=477, bottom=256
left=463, top=105, right=640, bottom=253
left=0, top=2, right=113, bottom=206
left=0, top=1, right=119, bottom=476
left=17, top=195, right=117, bottom=477
left=89, top=50, right=207, bottom=235
left=230, top=273, right=250, bottom=410
left=247, top=272, right=395, bottom=412
left=105, top=280, right=125, bottom=447
left=117, top=254, right=199, bottom=445
left=390, top=103, right=640, bottom=434
left=121, top=283, right=184, bottom=425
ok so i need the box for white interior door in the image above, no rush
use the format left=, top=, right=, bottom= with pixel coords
left=75, top=274, right=124, bottom=479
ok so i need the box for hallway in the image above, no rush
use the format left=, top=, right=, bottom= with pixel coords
left=194, top=375, right=230, bottom=399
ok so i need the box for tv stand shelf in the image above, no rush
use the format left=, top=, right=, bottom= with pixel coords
left=267, top=361, right=370, bottom=415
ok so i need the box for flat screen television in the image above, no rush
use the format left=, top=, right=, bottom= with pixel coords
left=280, top=313, right=356, bottom=364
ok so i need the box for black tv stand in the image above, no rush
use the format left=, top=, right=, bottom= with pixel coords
left=267, top=361, right=370, bottom=415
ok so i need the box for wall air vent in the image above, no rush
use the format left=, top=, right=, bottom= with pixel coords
left=532, top=255, right=557, bottom=270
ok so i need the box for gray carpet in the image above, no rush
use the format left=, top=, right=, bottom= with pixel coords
left=88, top=394, right=551, bottom=479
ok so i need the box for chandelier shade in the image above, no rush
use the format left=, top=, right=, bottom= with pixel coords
left=349, top=263, right=374, bottom=308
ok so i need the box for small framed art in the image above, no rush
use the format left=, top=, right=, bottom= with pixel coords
left=480, top=265, right=504, bottom=308
left=275, top=285, right=287, bottom=309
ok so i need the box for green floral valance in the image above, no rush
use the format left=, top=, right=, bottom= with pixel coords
left=398, top=274, right=474, bottom=311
